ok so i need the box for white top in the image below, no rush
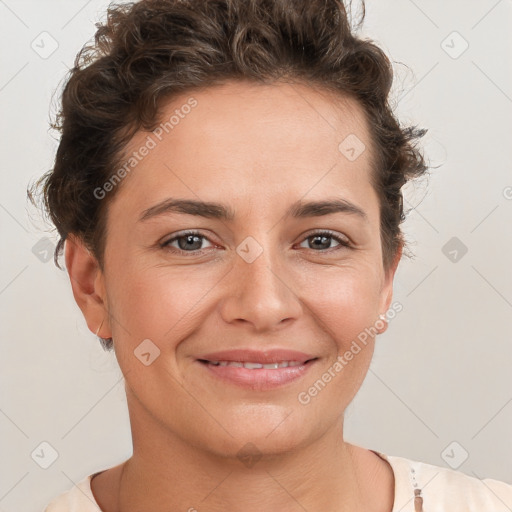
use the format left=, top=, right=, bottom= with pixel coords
left=42, top=450, right=512, bottom=511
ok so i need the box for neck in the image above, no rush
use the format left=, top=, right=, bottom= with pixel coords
left=112, top=388, right=392, bottom=512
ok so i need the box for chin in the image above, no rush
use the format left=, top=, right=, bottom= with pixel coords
left=196, top=413, right=313, bottom=463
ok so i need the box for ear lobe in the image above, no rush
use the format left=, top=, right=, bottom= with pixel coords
left=65, top=234, right=111, bottom=338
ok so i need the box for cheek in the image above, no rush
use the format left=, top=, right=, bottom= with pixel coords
left=105, top=264, right=221, bottom=350
left=291, top=270, right=381, bottom=419
left=303, top=266, right=383, bottom=346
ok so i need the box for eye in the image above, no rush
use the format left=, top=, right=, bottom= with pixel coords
left=297, top=230, right=351, bottom=252
left=161, top=230, right=215, bottom=254
left=160, top=229, right=351, bottom=256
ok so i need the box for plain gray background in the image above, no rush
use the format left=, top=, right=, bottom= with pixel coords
left=0, top=0, right=511, bottom=510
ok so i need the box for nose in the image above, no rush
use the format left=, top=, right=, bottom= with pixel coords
left=218, top=242, right=303, bottom=332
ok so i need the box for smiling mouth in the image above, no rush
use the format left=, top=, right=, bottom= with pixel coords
left=196, top=357, right=318, bottom=390
left=198, top=358, right=317, bottom=369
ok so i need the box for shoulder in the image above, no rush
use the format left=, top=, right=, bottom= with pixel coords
left=42, top=472, right=102, bottom=512
left=374, top=450, right=512, bottom=511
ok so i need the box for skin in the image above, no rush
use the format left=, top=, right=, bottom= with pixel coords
left=66, top=80, right=402, bottom=512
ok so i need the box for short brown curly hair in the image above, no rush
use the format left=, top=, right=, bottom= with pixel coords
left=28, top=0, right=428, bottom=351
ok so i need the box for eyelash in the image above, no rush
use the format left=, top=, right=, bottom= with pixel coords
left=160, top=229, right=351, bottom=256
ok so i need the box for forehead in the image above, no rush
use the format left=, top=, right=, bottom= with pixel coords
left=110, top=80, right=377, bottom=216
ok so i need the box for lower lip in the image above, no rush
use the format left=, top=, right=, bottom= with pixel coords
left=198, top=360, right=317, bottom=390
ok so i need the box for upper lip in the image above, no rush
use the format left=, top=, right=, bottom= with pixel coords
left=197, top=349, right=317, bottom=364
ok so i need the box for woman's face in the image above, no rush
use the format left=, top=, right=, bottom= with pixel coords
left=78, top=81, right=400, bottom=458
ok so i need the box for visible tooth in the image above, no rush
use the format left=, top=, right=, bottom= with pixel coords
left=243, top=362, right=263, bottom=369
left=206, top=360, right=306, bottom=368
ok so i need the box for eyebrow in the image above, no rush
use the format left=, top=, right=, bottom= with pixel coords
left=138, top=197, right=368, bottom=223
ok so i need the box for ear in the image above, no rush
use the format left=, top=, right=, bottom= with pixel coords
left=64, top=234, right=111, bottom=338
left=377, top=242, right=403, bottom=334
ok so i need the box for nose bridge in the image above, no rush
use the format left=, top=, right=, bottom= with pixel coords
left=242, top=243, right=287, bottom=294
left=220, top=233, right=302, bottom=329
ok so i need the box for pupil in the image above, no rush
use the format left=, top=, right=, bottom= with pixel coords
left=181, top=234, right=201, bottom=250
left=313, top=235, right=329, bottom=250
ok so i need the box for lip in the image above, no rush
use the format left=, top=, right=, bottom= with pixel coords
left=196, top=349, right=318, bottom=391
left=197, top=349, right=316, bottom=364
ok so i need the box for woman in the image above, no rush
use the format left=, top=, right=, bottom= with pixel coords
left=32, top=0, right=512, bottom=510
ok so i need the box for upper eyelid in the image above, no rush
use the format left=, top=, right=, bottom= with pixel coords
left=162, top=230, right=216, bottom=245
